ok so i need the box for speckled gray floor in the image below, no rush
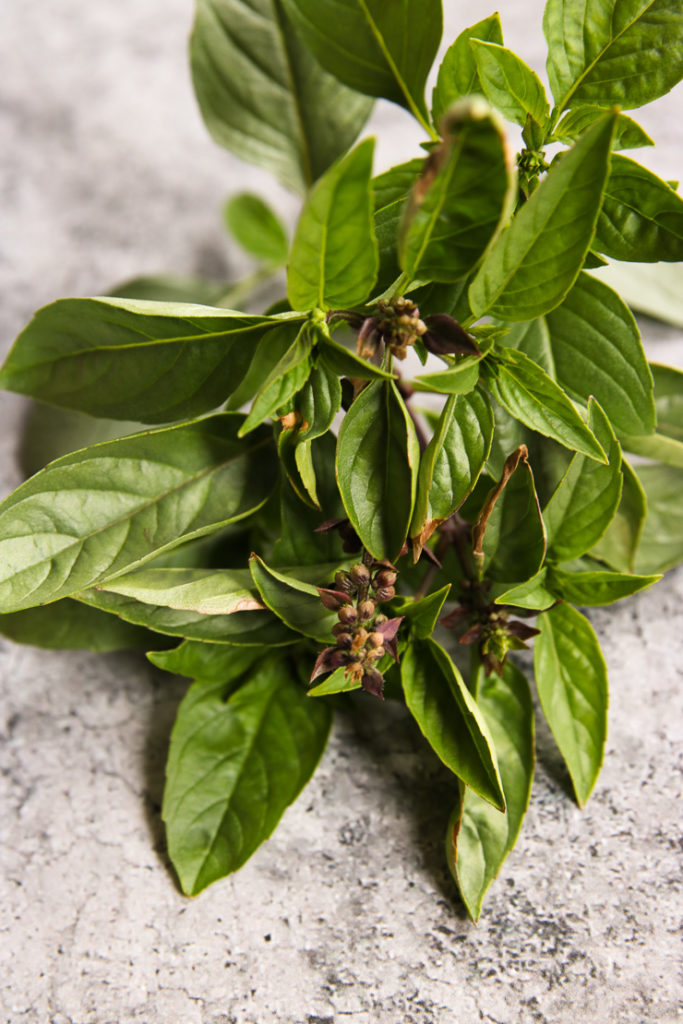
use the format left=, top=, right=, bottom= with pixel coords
left=1, top=3, right=682, bottom=1022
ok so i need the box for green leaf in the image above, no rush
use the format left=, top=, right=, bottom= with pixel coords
left=593, top=156, right=683, bottom=262
left=373, top=159, right=422, bottom=292
left=318, top=331, right=395, bottom=382
left=17, top=403, right=144, bottom=478
left=402, top=639, right=504, bottom=809
left=590, top=458, right=647, bottom=572
left=552, top=107, right=654, bottom=151
left=543, top=399, right=622, bottom=562
left=410, top=388, right=493, bottom=553
left=281, top=0, right=442, bottom=126
left=547, top=566, right=660, bottom=605
left=163, top=654, right=331, bottom=894
left=0, top=599, right=158, bottom=653
left=224, top=193, right=288, bottom=265
left=394, top=585, right=451, bottom=639
left=534, top=602, right=608, bottom=806
left=293, top=360, right=342, bottom=444
left=482, top=348, right=606, bottom=462
left=190, top=0, right=372, bottom=193
left=431, top=14, right=503, bottom=126
left=469, top=112, right=617, bottom=321
left=651, top=363, right=683, bottom=442
left=634, top=464, right=683, bottom=574
left=622, top=432, right=683, bottom=469
left=494, top=569, right=556, bottom=611
left=497, top=317, right=555, bottom=377
left=590, top=261, right=683, bottom=327
left=78, top=569, right=296, bottom=647
left=0, top=297, right=302, bottom=423
left=478, top=448, right=546, bottom=585
left=308, top=664, right=361, bottom=697
left=274, top=434, right=346, bottom=565
left=544, top=0, right=683, bottom=113
left=149, top=641, right=267, bottom=683
left=544, top=273, right=655, bottom=437
left=288, top=139, right=378, bottom=311
left=249, top=556, right=341, bottom=642
left=107, top=275, right=226, bottom=305
left=399, top=98, right=514, bottom=283
left=225, top=321, right=300, bottom=412
left=469, top=41, right=549, bottom=129
left=239, top=323, right=314, bottom=436
left=336, top=380, right=419, bottom=561
left=447, top=661, right=534, bottom=920
left=0, top=414, right=278, bottom=613
left=413, top=355, right=482, bottom=395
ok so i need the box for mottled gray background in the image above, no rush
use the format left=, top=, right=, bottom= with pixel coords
left=1, top=2, right=682, bottom=1022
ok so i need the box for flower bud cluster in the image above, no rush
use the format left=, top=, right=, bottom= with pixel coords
left=376, top=297, right=427, bottom=360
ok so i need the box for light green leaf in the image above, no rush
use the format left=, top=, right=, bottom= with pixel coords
left=294, top=360, right=342, bottom=443
left=590, top=261, right=683, bottom=327
left=634, top=464, right=683, bottom=574
left=17, top=403, right=143, bottom=479
left=400, top=98, right=515, bottom=283
left=544, top=0, right=683, bottom=113
left=469, top=112, right=617, bottom=321
left=249, top=556, right=341, bottom=642
left=590, top=458, right=647, bottom=572
left=0, top=414, right=278, bottom=613
left=651, top=363, right=683, bottom=442
left=0, top=297, right=302, bottom=423
left=413, top=356, right=482, bottom=395
left=483, top=348, right=606, bottom=462
left=498, top=317, right=555, bottom=377
left=224, top=193, right=288, bottom=264
left=410, top=388, right=493, bottom=553
left=432, top=14, right=503, bottom=126
left=308, top=665, right=361, bottom=697
left=336, top=380, right=420, bottom=560
left=534, top=602, right=608, bottom=806
left=547, top=565, right=660, bottom=605
left=239, top=322, right=314, bottom=435
left=622, top=432, right=683, bottom=469
left=545, top=273, right=655, bottom=437
left=469, top=41, right=549, bottom=129
left=373, top=159, right=423, bottom=292
left=593, top=156, right=683, bottom=262
left=552, top=106, right=654, bottom=151
left=447, top=661, right=534, bottom=920
left=148, top=641, right=267, bottom=683
left=401, top=639, right=505, bottom=810
left=494, top=569, right=556, bottom=611
left=273, top=433, right=346, bottom=565
left=190, top=0, right=372, bottom=193
left=78, top=568, right=296, bottom=647
left=543, top=399, right=622, bottom=561
left=394, top=585, right=451, bottom=639
left=163, top=655, right=331, bottom=894
left=318, top=331, right=395, bottom=382
left=479, top=448, right=546, bottom=585
left=281, top=0, right=443, bottom=125
left=0, top=599, right=158, bottom=653
left=288, top=139, right=378, bottom=311
left=107, top=275, right=226, bottom=305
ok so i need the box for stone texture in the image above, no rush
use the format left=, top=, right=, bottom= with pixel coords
left=1, top=2, right=682, bottom=1022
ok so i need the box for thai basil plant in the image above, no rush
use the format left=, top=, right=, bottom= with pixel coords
left=1, top=0, right=682, bottom=919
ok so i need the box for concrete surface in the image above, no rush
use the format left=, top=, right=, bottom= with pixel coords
left=1, top=2, right=682, bottom=1022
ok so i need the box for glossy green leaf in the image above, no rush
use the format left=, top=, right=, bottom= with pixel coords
left=552, top=107, right=654, bottom=151
left=224, top=193, right=288, bottom=264
left=294, top=360, right=342, bottom=443
left=545, top=273, right=655, bottom=437
left=543, top=399, right=622, bottom=562
left=479, top=449, right=546, bottom=584
left=593, top=156, right=683, bottom=262
left=469, top=112, right=617, bottom=321
left=239, top=323, right=314, bottom=435
left=373, top=159, right=422, bottom=291
left=494, top=569, right=556, bottom=611
left=544, top=0, right=683, bottom=113
left=288, top=139, right=378, bottom=311
left=547, top=566, right=660, bottom=605
left=497, top=317, right=555, bottom=377
left=336, top=380, right=419, bottom=561
left=431, top=14, right=503, bottom=126
left=400, top=99, right=514, bottom=283
left=413, top=356, right=481, bottom=395
left=78, top=568, right=296, bottom=646
left=0, top=414, right=278, bottom=613
left=148, top=641, right=267, bottom=683
left=402, top=639, right=504, bottom=809
left=274, top=433, right=346, bottom=565
left=190, top=0, right=372, bottom=193
left=590, top=458, right=647, bottom=572
left=469, top=41, right=549, bottom=129
left=17, top=403, right=143, bottom=479
left=308, top=664, right=361, bottom=697
left=410, top=388, right=493, bottom=552
left=281, top=0, right=442, bottom=124
left=0, top=599, right=158, bottom=653
left=163, top=655, right=332, bottom=894
left=0, top=297, right=302, bottom=423
left=447, top=661, right=534, bottom=921
left=318, top=331, right=395, bottom=382
left=483, top=348, right=606, bottom=462
left=534, top=602, right=608, bottom=806
left=634, top=464, right=683, bottom=574
left=395, top=585, right=451, bottom=639
left=249, top=556, right=341, bottom=642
